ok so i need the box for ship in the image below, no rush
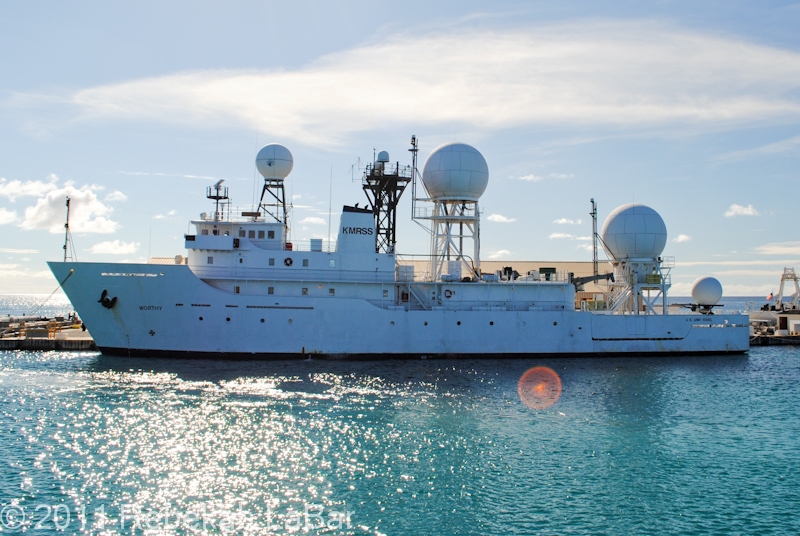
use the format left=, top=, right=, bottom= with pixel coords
left=48, top=138, right=749, bottom=358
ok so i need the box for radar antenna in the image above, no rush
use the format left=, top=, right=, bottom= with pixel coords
left=206, top=179, right=229, bottom=222
left=255, top=144, right=294, bottom=225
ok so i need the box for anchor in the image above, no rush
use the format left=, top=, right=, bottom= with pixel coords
left=98, top=289, right=117, bottom=309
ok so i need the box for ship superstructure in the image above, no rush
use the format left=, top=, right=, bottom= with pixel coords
left=48, top=139, right=749, bottom=357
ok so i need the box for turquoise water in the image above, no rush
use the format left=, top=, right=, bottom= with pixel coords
left=2, top=349, right=799, bottom=535
left=1, top=295, right=799, bottom=534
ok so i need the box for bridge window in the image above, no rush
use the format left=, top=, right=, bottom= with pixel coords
left=212, top=230, right=219, bottom=236
left=268, top=230, right=275, bottom=239
left=239, top=229, right=246, bottom=237
left=258, top=230, right=265, bottom=239
left=201, top=229, right=209, bottom=235
left=269, top=258, right=275, bottom=266
left=207, top=256, right=213, bottom=264
left=268, top=287, right=274, bottom=295
left=383, top=289, right=389, bottom=297
left=329, top=288, right=335, bottom=296
left=249, top=230, right=255, bottom=238
left=302, top=259, right=309, bottom=267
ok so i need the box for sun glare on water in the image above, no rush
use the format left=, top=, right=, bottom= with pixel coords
left=517, top=366, right=562, bottom=410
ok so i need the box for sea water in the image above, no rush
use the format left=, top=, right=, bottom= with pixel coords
left=1, top=295, right=798, bottom=535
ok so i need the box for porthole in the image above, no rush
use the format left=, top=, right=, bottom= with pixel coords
left=199, top=316, right=203, bottom=321
left=424, top=321, right=428, bottom=326
left=390, top=321, right=395, bottom=326
left=553, top=321, right=558, bottom=326
left=490, top=321, right=494, bottom=326
left=457, top=321, right=461, bottom=326
left=288, top=319, right=293, bottom=324
left=226, top=317, right=230, bottom=322
left=261, top=318, right=265, bottom=323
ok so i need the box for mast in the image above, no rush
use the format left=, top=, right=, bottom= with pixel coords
left=590, top=198, right=598, bottom=276
left=361, top=146, right=412, bottom=254
left=63, top=197, right=72, bottom=261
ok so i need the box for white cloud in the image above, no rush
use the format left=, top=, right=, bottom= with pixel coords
left=677, top=259, right=800, bottom=267
left=710, top=269, right=784, bottom=277
left=673, top=234, right=692, bottom=243
left=724, top=204, right=759, bottom=217
left=89, top=240, right=140, bottom=255
left=487, top=249, right=511, bottom=259
left=0, top=264, right=53, bottom=279
left=0, top=207, right=17, bottom=225
left=117, top=171, right=247, bottom=181
left=299, top=216, right=326, bottom=225
left=487, top=214, right=516, bottom=223
left=513, top=174, right=543, bottom=182
left=717, top=134, right=800, bottom=162
left=0, top=248, right=38, bottom=254
left=153, top=209, right=177, bottom=220
left=754, top=241, right=800, bottom=255
left=21, top=181, right=119, bottom=234
left=554, top=218, right=581, bottom=225
left=0, top=175, right=59, bottom=201
left=512, top=172, right=572, bottom=183
left=574, top=236, right=593, bottom=241
left=105, top=190, right=128, bottom=202
left=549, top=233, right=574, bottom=239
left=23, top=21, right=798, bottom=146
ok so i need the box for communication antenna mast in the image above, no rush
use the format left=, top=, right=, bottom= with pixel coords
left=590, top=198, right=598, bottom=276
left=63, top=196, right=76, bottom=261
left=409, top=135, right=432, bottom=234
left=206, top=179, right=229, bottom=222
left=361, top=145, right=412, bottom=253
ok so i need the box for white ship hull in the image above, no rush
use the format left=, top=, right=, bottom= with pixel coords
left=49, top=262, right=749, bottom=358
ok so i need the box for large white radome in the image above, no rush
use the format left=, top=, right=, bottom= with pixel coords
left=421, top=142, right=489, bottom=200
left=692, top=276, right=723, bottom=305
left=601, top=204, right=667, bottom=260
left=256, top=144, right=293, bottom=180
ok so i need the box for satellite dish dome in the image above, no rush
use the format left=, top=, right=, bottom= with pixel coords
left=256, top=144, right=293, bottom=181
left=421, top=142, right=489, bottom=200
left=601, top=203, right=667, bottom=260
left=692, top=276, right=723, bottom=306
left=377, top=151, right=390, bottom=163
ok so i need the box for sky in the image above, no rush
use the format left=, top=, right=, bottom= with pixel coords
left=1, top=0, right=799, bottom=297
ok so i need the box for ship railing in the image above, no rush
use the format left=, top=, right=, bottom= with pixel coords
left=287, top=239, right=337, bottom=253
left=361, top=162, right=414, bottom=181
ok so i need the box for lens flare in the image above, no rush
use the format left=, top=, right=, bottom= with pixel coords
left=518, top=366, right=562, bottom=410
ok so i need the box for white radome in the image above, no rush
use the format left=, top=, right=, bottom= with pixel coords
left=421, top=142, right=489, bottom=200
left=692, top=276, right=723, bottom=305
left=256, top=144, right=293, bottom=180
left=601, top=204, right=667, bottom=260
